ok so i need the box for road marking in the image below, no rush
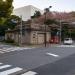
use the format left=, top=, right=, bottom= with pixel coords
left=0, top=63, right=3, bottom=65
left=22, top=71, right=37, bottom=75
left=0, top=65, right=11, bottom=70
left=0, top=50, right=11, bottom=52
left=0, top=67, right=23, bottom=75
left=0, top=51, right=5, bottom=53
left=0, top=46, right=34, bottom=54
left=5, top=48, right=17, bottom=51
left=0, top=62, right=24, bottom=75
left=57, top=45, right=75, bottom=47
left=0, top=49, right=11, bottom=53
left=46, top=53, right=59, bottom=57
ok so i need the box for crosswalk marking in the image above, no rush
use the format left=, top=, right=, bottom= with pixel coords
left=0, top=63, right=3, bottom=65
left=0, top=50, right=10, bottom=52
left=0, top=65, right=11, bottom=70
left=0, top=62, right=38, bottom=75
left=0, top=45, right=34, bottom=54
left=22, top=71, right=37, bottom=75
left=0, top=67, right=23, bottom=75
left=0, top=62, right=23, bottom=75
left=0, top=51, right=5, bottom=53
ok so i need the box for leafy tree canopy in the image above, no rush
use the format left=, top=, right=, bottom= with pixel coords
left=6, top=15, right=20, bottom=29
left=31, top=11, right=41, bottom=18
left=0, top=0, right=13, bottom=18
left=44, top=19, right=58, bottom=25
left=0, top=0, right=13, bottom=36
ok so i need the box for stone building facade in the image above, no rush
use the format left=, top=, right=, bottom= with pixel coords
left=5, top=22, right=51, bottom=45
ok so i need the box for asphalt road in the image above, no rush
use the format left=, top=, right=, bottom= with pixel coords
left=32, top=51, right=75, bottom=75
left=0, top=44, right=75, bottom=75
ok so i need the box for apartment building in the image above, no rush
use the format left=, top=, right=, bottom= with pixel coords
left=13, top=5, right=44, bottom=21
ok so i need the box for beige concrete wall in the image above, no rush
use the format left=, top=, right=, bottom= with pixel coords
left=14, top=33, right=19, bottom=43
left=21, top=31, right=31, bottom=44
left=14, top=31, right=31, bottom=44
left=5, top=30, right=51, bottom=44
left=5, top=33, right=15, bottom=40
left=30, top=31, right=51, bottom=44
left=37, top=33, right=44, bottom=44
left=46, top=32, right=51, bottom=43
left=5, top=33, right=8, bottom=40
left=30, top=31, right=38, bottom=44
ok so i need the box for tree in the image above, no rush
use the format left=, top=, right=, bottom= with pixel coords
left=6, top=15, right=20, bottom=29
left=31, top=11, right=41, bottom=18
left=0, top=0, right=13, bottom=18
left=0, top=24, right=7, bottom=36
left=62, top=25, right=69, bottom=39
left=44, top=19, right=59, bottom=36
left=0, top=0, right=13, bottom=36
left=44, top=19, right=58, bottom=25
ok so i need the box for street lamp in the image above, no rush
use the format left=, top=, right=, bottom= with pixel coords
left=44, top=6, right=52, bottom=47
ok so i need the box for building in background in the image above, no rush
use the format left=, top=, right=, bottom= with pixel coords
left=13, top=5, right=44, bottom=21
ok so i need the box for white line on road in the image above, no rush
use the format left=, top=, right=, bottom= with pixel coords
left=0, top=46, right=34, bottom=54
left=0, top=50, right=11, bottom=52
left=0, top=63, right=3, bottom=65
left=0, top=51, right=5, bottom=53
left=57, top=45, right=75, bottom=47
left=0, top=65, right=11, bottom=70
left=0, top=67, right=23, bottom=75
left=0, top=49, right=7, bottom=53
left=22, top=71, right=37, bottom=75
left=46, top=53, right=59, bottom=57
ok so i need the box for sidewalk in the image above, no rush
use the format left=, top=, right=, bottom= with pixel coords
left=22, top=43, right=60, bottom=48
left=0, top=42, right=61, bottom=48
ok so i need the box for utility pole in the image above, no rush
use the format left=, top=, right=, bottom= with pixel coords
left=20, top=15, right=23, bottom=46
left=60, top=20, right=62, bottom=44
left=44, top=12, right=47, bottom=47
left=44, top=6, right=52, bottom=47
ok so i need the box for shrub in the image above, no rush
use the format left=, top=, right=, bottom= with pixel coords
left=5, top=39, right=14, bottom=43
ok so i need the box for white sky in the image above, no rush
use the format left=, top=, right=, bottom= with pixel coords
left=13, top=0, right=75, bottom=12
